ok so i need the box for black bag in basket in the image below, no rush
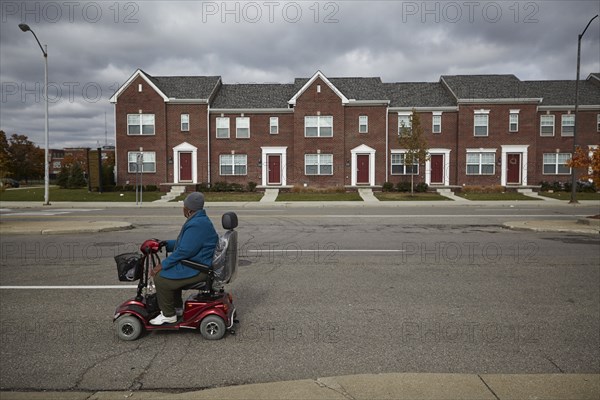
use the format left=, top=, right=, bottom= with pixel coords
left=115, top=253, right=142, bottom=282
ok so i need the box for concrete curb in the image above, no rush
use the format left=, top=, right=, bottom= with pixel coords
left=503, top=219, right=599, bottom=234
left=0, top=221, right=134, bottom=235
left=1, top=373, right=598, bottom=400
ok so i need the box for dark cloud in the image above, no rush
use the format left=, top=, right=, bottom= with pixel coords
left=1, top=0, right=598, bottom=148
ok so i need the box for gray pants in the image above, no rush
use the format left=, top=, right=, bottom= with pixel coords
left=154, top=272, right=208, bottom=317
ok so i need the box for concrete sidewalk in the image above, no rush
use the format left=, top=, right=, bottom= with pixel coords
left=1, top=373, right=598, bottom=399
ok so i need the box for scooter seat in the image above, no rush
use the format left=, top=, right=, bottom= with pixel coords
left=181, top=281, right=208, bottom=290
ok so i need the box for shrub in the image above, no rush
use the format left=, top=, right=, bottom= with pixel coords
left=123, top=185, right=135, bottom=192
left=382, top=182, right=394, bottom=192
left=247, top=181, right=257, bottom=192
left=196, top=183, right=210, bottom=192
left=396, top=182, right=411, bottom=192
left=229, top=183, right=245, bottom=192
left=145, top=185, right=158, bottom=192
left=211, top=181, right=231, bottom=192
left=415, top=182, right=428, bottom=193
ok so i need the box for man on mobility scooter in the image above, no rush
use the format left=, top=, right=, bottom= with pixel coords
left=114, top=192, right=239, bottom=341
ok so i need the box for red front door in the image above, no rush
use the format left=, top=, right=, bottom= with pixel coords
left=268, top=155, right=281, bottom=185
left=357, top=155, right=370, bottom=184
left=507, top=153, right=521, bottom=184
left=179, top=152, right=192, bottom=182
left=430, top=154, right=443, bottom=184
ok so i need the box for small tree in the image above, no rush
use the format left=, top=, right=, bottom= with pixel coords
left=5, top=134, right=44, bottom=182
left=566, top=146, right=600, bottom=188
left=398, top=109, right=430, bottom=195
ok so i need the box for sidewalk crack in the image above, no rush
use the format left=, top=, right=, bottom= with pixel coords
left=477, top=375, right=500, bottom=400
left=546, top=356, right=565, bottom=373
left=315, top=377, right=356, bottom=400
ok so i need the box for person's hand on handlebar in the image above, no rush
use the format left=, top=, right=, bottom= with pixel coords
left=150, top=262, right=163, bottom=277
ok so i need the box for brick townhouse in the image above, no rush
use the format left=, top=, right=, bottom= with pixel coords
left=109, top=70, right=600, bottom=191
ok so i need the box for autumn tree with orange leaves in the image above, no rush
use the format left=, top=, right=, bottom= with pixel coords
left=566, top=146, right=600, bottom=188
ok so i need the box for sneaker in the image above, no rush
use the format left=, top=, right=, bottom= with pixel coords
left=149, top=312, right=177, bottom=325
left=175, top=307, right=183, bottom=317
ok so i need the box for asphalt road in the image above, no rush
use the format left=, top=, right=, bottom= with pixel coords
left=1, top=204, right=599, bottom=391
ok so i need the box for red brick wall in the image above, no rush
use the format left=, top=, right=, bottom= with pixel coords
left=292, top=78, right=346, bottom=187
left=115, top=76, right=167, bottom=186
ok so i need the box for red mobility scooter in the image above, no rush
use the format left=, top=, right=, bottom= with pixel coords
left=113, top=212, right=239, bottom=341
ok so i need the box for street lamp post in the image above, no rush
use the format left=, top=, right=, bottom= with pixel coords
left=19, top=23, right=50, bottom=206
left=570, top=14, right=599, bottom=204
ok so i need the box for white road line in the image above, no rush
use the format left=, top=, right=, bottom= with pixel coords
left=0, top=285, right=137, bottom=290
left=246, top=249, right=406, bottom=253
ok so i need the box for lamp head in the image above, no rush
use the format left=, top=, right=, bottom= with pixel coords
left=19, top=23, right=31, bottom=32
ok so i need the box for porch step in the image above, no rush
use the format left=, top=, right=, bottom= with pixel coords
left=260, top=189, right=279, bottom=202
left=358, top=188, right=379, bottom=202
left=154, top=185, right=187, bottom=203
left=436, top=188, right=468, bottom=202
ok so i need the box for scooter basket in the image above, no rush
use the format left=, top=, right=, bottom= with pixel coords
left=115, top=253, right=143, bottom=282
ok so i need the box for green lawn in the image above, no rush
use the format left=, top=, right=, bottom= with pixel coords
left=172, top=192, right=263, bottom=202
left=276, top=192, right=363, bottom=201
left=375, top=192, right=450, bottom=201
left=538, top=192, right=600, bottom=201
left=0, top=187, right=162, bottom=202
left=455, top=192, right=541, bottom=201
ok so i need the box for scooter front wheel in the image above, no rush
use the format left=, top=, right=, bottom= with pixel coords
left=115, top=315, right=143, bottom=341
left=199, top=315, right=226, bottom=340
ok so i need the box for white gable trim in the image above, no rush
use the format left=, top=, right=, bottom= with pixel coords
left=109, top=69, right=169, bottom=104
left=288, top=70, right=349, bottom=106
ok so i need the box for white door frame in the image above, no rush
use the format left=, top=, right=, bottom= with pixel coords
left=501, top=145, right=529, bottom=186
left=261, top=146, right=287, bottom=186
left=173, top=142, right=198, bottom=183
left=351, top=144, right=376, bottom=186
left=425, top=148, right=451, bottom=186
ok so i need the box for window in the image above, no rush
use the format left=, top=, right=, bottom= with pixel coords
left=236, top=117, right=250, bottom=138
left=466, top=152, right=495, bottom=175
left=509, top=110, right=519, bottom=132
left=543, top=153, right=571, bottom=175
left=359, top=115, right=368, bottom=133
left=181, top=114, right=189, bottom=131
left=474, top=111, right=489, bottom=137
left=391, top=153, right=418, bottom=175
left=127, top=114, right=155, bottom=135
left=305, top=154, right=333, bottom=175
left=597, top=114, right=600, bottom=132
left=128, top=152, right=156, bottom=173
left=561, top=115, right=575, bottom=136
left=432, top=113, right=442, bottom=134
left=219, top=154, right=247, bottom=175
left=270, top=117, right=279, bottom=134
left=216, top=117, right=230, bottom=138
left=398, top=113, right=412, bottom=135
left=540, top=115, right=555, bottom=136
left=305, top=116, right=333, bottom=137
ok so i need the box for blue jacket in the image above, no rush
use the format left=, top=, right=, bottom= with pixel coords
left=160, top=210, right=218, bottom=280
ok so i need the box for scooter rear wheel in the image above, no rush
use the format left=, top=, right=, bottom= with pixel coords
left=115, top=315, right=143, bottom=341
left=199, top=315, right=226, bottom=340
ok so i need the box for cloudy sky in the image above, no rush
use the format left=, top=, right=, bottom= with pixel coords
left=1, top=0, right=599, bottom=149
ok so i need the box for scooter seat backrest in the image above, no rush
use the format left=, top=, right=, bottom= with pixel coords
left=211, top=213, right=238, bottom=287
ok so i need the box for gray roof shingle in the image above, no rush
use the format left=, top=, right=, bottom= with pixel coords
left=384, top=82, right=456, bottom=107
left=441, top=74, right=532, bottom=99
left=211, top=84, right=297, bottom=109
left=294, top=77, right=388, bottom=101
left=141, top=71, right=221, bottom=100
left=523, top=80, right=600, bottom=106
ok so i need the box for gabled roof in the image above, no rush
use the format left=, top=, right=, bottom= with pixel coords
left=288, top=71, right=349, bottom=105
left=522, top=80, right=600, bottom=106
left=109, top=69, right=221, bottom=103
left=588, top=73, right=600, bottom=86
left=211, top=84, right=296, bottom=109
left=292, top=76, right=388, bottom=102
left=384, top=82, right=456, bottom=108
left=440, top=74, right=536, bottom=101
